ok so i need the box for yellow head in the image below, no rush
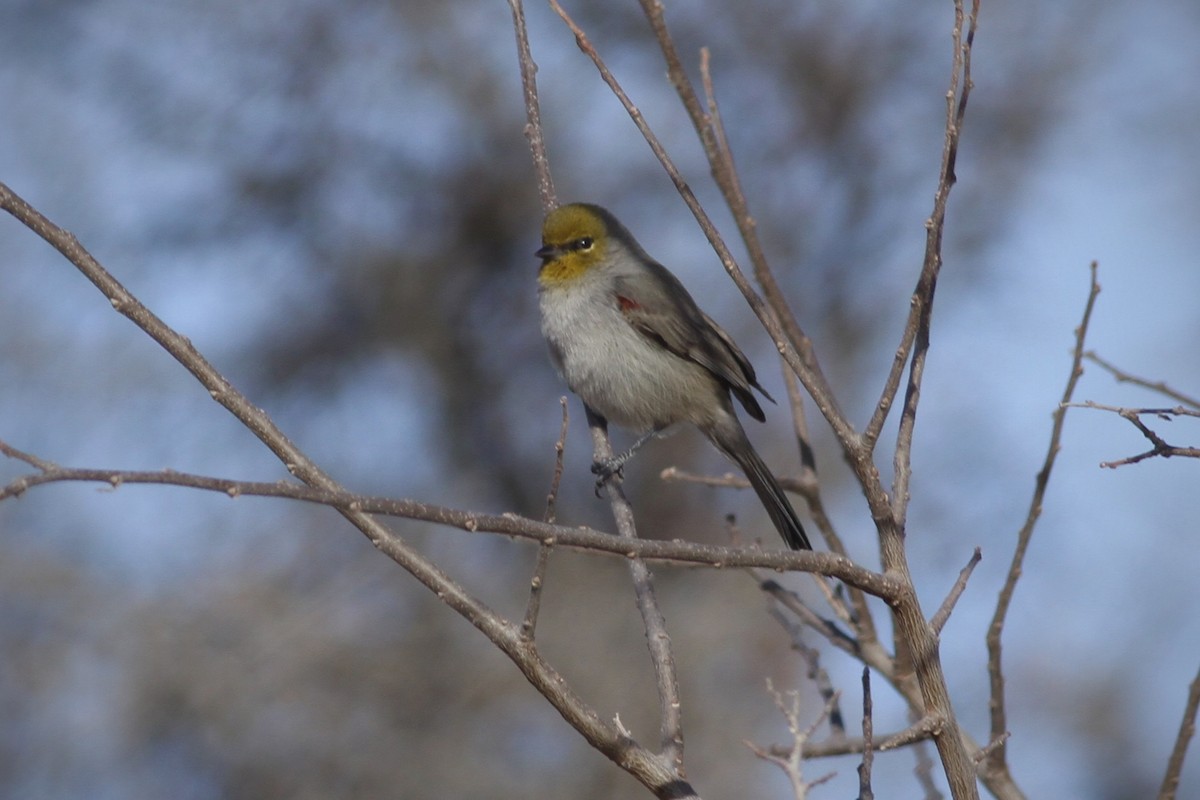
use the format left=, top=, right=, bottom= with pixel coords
left=536, top=203, right=614, bottom=285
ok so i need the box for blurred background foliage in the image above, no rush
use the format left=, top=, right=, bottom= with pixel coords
left=1, top=0, right=1198, bottom=797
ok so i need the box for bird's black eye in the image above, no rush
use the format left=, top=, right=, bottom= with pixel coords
left=575, top=237, right=594, bottom=251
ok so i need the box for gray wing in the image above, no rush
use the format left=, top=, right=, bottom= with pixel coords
left=613, top=264, right=772, bottom=422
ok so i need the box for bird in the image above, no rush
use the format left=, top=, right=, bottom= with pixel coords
left=535, top=202, right=811, bottom=550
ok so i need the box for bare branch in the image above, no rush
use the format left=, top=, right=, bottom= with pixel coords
left=659, top=467, right=761, bottom=490
left=0, top=450, right=895, bottom=592
left=930, top=548, right=982, bottom=634
left=747, top=680, right=839, bottom=799
left=545, top=396, right=572, bottom=524
left=767, top=713, right=943, bottom=763
left=0, top=440, right=56, bottom=471
left=522, top=397, right=571, bottom=639
left=762, top=593, right=848, bottom=738
left=1064, top=403, right=1200, bottom=421
left=760, top=579, right=868, bottom=665
left=974, top=732, right=1012, bottom=765
left=1158, top=662, right=1200, bottom=800
left=582, top=408, right=687, bottom=770
left=766, top=711, right=948, bottom=784
left=880, top=714, right=945, bottom=752
left=864, top=0, right=979, bottom=452
left=985, top=261, right=1101, bottom=787
left=507, top=0, right=556, bottom=209
left=1100, top=446, right=1200, bottom=469
left=889, top=0, right=980, bottom=527
left=858, top=668, right=876, bottom=800
left=521, top=545, right=554, bottom=642
left=1062, top=402, right=1200, bottom=467
left=1085, top=352, right=1200, bottom=410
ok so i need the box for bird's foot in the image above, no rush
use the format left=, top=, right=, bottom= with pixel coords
left=589, top=428, right=666, bottom=496
left=591, top=456, right=626, bottom=495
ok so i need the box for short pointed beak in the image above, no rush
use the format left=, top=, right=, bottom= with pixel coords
left=535, top=243, right=560, bottom=261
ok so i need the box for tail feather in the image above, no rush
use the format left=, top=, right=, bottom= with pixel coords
left=710, top=421, right=811, bottom=550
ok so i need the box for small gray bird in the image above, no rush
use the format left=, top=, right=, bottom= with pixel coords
left=535, top=202, right=810, bottom=550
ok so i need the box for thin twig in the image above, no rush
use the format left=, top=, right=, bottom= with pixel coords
left=660, top=467, right=765, bottom=490
left=879, top=714, right=945, bottom=751
left=767, top=711, right=949, bottom=786
left=930, top=547, right=982, bottom=634
left=974, top=732, right=1012, bottom=764
left=545, top=396, right=571, bottom=523
left=808, top=568, right=857, bottom=639
left=1100, top=446, right=1200, bottom=469
left=1158, top=662, right=1200, bottom=800
left=863, top=0, right=979, bottom=453
left=764, top=599, right=847, bottom=738
left=507, top=0, right=556, bottom=209
left=858, top=668, right=875, bottom=800
left=778, top=367, right=822, bottom=496
left=747, top=680, right=839, bottom=798
left=889, top=0, right=979, bottom=527
left=984, top=262, right=1100, bottom=785
left=1085, top=352, right=1200, bottom=410
left=758, top=574, right=937, bottom=726
left=521, top=546, right=554, bottom=641
left=1064, top=402, right=1200, bottom=420
left=522, top=397, right=571, bottom=639
left=0, top=440, right=56, bottom=471
left=761, top=579, right=866, bottom=664
left=1062, top=402, right=1200, bottom=467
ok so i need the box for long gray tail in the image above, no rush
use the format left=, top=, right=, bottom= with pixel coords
left=710, top=420, right=811, bottom=551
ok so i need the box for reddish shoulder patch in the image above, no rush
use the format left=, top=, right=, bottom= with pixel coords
left=616, top=294, right=641, bottom=312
